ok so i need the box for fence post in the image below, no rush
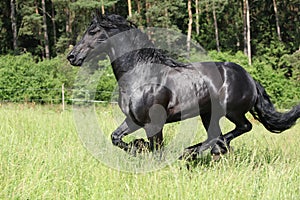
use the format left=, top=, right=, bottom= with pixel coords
left=62, top=84, right=65, bottom=111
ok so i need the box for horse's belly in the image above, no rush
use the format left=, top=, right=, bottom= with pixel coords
left=166, top=93, right=211, bottom=123
left=166, top=107, right=200, bottom=122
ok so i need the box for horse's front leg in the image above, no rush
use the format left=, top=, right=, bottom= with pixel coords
left=111, top=118, right=140, bottom=151
left=129, top=127, right=164, bottom=155
left=146, top=128, right=163, bottom=151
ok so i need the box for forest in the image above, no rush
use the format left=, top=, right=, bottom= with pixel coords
left=0, top=0, right=299, bottom=107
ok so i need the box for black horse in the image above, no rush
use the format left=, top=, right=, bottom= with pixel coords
left=67, top=14, right=300, bottom=159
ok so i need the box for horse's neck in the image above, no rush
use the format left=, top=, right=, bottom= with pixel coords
left=107, top=29, right=154, bottom=81
left=110, top=53, right=137, bottom=81
left=107, top=29, right=153, bottom=59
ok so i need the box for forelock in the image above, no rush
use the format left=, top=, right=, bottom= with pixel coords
left=95, top=14, right=136, bottom=30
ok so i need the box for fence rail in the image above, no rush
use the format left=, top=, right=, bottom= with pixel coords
left=0, top=85, right=118, bottom=110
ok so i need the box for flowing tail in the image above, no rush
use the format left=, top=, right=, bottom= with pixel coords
left=250, top=81, right=300, bottom=133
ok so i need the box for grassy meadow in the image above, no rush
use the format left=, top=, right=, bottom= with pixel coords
left=0, top=103, right=300, bottom=199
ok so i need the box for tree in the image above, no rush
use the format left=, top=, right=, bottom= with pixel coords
left=187, top=0, right=192, bottom=58
left=35, top=0, right=43, bottom=57
left=144, top=0, right=185, bottom=28
left=51, top=0, right=57, bottom=46
left=212, top=1, right=220, bottom=52
left=272, top=0, right=281, bottom=41
left=243, top=0, right=251, bottom=65
left=10, top=0, right=18, bottom=52
left=246, top=0, right=251, bottom=65
left=128, top=0, right=132, bottom=17
left=101, top=0, right=105, bottom=14
left=1, top=0, right=300, bottom=59
left=145, top=0, right=151, bottom=26
left=42, top=0, right=50, bottom=59
left=197, top=0, right=227, bottom=52
left=17, top=0, right=43, bottom=55
left=134, top=0, right=141, bottom=15
left=195, top=0, right=199, bottom=35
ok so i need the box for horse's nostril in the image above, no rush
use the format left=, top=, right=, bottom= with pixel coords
left=67, top=54, right=76, bottom=62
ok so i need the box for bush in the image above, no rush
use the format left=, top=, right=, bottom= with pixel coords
left=0, top=52, right=298, bottom=108
left=0, top=53, right=76, bottom=103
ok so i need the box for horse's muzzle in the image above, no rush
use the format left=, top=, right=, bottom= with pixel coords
left=67, top=52, right=83, bottom=66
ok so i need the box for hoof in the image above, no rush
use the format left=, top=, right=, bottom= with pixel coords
left=212, top=154, right=221, bottom=161
left=128, top=138, right=150, bottom=155
left=179, top=149, right=199, bottom=161
left=211, top=146, right=234, bottom=161
left=210, top=138, right=231, bottom=156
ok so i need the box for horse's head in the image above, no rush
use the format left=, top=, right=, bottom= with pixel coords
left=67, top=14, right=135, bottom=66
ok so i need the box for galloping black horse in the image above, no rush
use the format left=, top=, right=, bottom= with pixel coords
left=67, top=14, right=300, bottom=159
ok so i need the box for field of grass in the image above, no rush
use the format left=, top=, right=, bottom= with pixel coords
left=0, top=103, right=300, bottom=199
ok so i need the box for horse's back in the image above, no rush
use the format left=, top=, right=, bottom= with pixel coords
left=191, top=62, right=258, bottom=114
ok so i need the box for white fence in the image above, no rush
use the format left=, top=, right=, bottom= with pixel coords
left=0, top=85, right=118, bottom=110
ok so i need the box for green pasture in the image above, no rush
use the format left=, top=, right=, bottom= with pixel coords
left=0, top=104, right=299, bottom=199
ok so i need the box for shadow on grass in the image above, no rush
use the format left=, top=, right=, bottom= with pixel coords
left=180, top=144, right=285, bottom=171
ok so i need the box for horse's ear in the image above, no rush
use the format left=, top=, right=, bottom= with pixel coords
left=95, top=9, right=103, bottom=21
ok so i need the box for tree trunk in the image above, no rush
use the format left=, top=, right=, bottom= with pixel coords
left=243, top=0, right=247, bottom=56
left=187, top=0, right=193, bottom=59
left=164, top=7, right=169, bottom=28
left=135, top=0, right=141, bottom=14
left=10, top=0, right=18, bottom=52
left=273, top=0, right=282, bottom=41
left=145, top=0, right=151, bottom=26
left=245, top=0, right=252, bottom=65
left=128, top=0, right=132, bottom=17
left=195, top=0, right=199, bottom=35
left=51, top=1, right=57, bottom=46
left=212, top=2, right=220, bottom=52
left=35, top=0, right=44, bottom=58
left=66, top=8, right=71, bottom=36
left=134, top=0, right=142, bottom=24
left=66, top=2, right=74, bottom=46
left=101, top=0, right=105, bottom=14
left=205, top=1, right=210, bottom=24
left=42, top=0, right=50, bottom=59
left=235, top=21, right=240, bottom=49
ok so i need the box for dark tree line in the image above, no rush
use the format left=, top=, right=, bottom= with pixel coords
left=1, top=0, right=299, bottom=60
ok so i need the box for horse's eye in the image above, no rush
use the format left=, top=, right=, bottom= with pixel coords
left=89, top=30, right=98, bottom=35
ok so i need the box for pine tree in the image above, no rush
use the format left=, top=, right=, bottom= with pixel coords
left=273, top=0, right=281, bottom=41
left=42, top=0, right=50, bottom=59
left=187, top=0, right=192, bottom=58
left=10, top=0, right=18, bottom=53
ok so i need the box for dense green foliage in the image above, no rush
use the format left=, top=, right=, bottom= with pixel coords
left=0, top=53, right=76, bottom=103
left=1, top=0, right=299, bottom=56
left=0, top=0, right=299, bottom=107
left=0, top=51, right=298, bottom=107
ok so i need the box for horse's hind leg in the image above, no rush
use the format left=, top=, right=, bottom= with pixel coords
left=211, top=112, right=252, bottom=155
left=200, top=112, right=229, bottom=155
left=180, top=113, right=223, bottom=160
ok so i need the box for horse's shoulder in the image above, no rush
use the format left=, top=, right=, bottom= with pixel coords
left=223, top=62, right=245, bottom=70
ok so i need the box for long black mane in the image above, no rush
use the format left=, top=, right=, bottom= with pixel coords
left=97, top=14, right=187, bottom=69
left=94, top=13, right=137, bottom=31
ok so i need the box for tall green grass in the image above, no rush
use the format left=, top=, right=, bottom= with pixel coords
left=0, top=104, right=299, bottom=199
